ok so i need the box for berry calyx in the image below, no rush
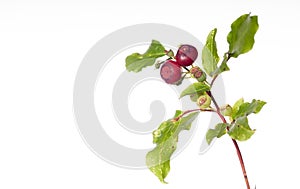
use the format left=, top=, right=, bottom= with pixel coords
left=175, top=44, right=198, bottom=66
left=190, top=67, right=199, bottom=74
left=160, top=60, right=182, bottom=84
left=197, top=94, right=211, bottom=108
left=190, top=66, right=207, bottom=82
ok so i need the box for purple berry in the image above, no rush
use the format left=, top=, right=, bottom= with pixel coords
left=160, top=60, right=182, bottom=84
left=175, top=45, right=198, bottom=66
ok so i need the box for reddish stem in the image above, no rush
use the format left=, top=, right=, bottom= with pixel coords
left=173, top=108, right=214, bottom=122
left=232, top=139, right=251, bottom=189
left=182, top=66, right=190, bottom=72
left=207, top=90, right=251, bottom=189
left=210, top=52, right=231, bottom=87
left=173, top=90, right=251, bottom=189
left=210, top=75, right=218, bottom=86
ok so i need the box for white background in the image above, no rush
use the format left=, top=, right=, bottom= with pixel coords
left=1, top=0, right=299, bottom=188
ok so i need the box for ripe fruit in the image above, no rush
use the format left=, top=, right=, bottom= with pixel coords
left=175, top=45, right=198, bottom=66
left=160, top=60, right=182, bottom=84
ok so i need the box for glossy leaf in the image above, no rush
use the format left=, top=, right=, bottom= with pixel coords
left=227, top=13, right=259, bottom=58
left=126, top=40, right=166, bottom=72
left=206, top=123, right=229, bottom=145
left=146, top=111, right=199, bottom=183
left=179, top=82, right=210, bottom=98
left=202, top=28, right=219, bottom=76
left=228, top=116, right=255, bottom=141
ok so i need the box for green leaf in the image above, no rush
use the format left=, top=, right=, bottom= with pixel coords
left=227, top=13, right=259, bottom=58
left=232, top=99, right=266, bottom=120
left=146, top=143, right=172, bottom=183
left=189, top=92, right=203, bottom=102
left=202, top=28, right=220, bottom=76
left=125, top=40, right=166, bottom=72
left=152, top=120, right=174, bottom=144
left=179, top=82, right=210, bottom=98
left=214, top=53, right=230, bottom=75
left=146, top=111, right=199, bottom=183
left=206, top=123, right=229, bottom=145
left=220, top=104, right=233, bottom=117
left=178, top=112, right=199, bottom=130
left=228, top=116, right=255, bottom=141
left=173, top=110, right=183, bottom=118
left=232, top=98, right=244, bottom=118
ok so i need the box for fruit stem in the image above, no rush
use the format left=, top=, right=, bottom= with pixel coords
left=182, top=66, right=190, bottom=72
left=210, top=52, right=231, bottom=87
left=206, top=91, right=220, bottom=110
left=210, top=74, right=219, bottom=87
left=173, top=108, right=214, bottom=122
left=207, top=90, right=251, bottom=189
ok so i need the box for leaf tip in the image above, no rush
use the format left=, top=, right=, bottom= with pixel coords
left=160, top=179, right=168, bottom=184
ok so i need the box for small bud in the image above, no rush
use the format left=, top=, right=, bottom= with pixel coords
left=197, top=94, right=211, bottom=108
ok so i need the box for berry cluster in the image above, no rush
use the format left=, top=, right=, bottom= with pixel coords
left=160, top=44, right=205, bottom=84
left=159, top=44, right=211, bottom=108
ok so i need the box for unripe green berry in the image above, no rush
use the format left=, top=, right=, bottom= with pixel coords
left=197, top=94, right=211, bottom=108
left=196, top=71, right=206, bottom=82
left=190, top=66, right=206, bottom=82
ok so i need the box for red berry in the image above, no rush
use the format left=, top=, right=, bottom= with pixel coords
left=175, top=45, right=198, bottom=66
left=160, top=60, right=182, bottom=84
